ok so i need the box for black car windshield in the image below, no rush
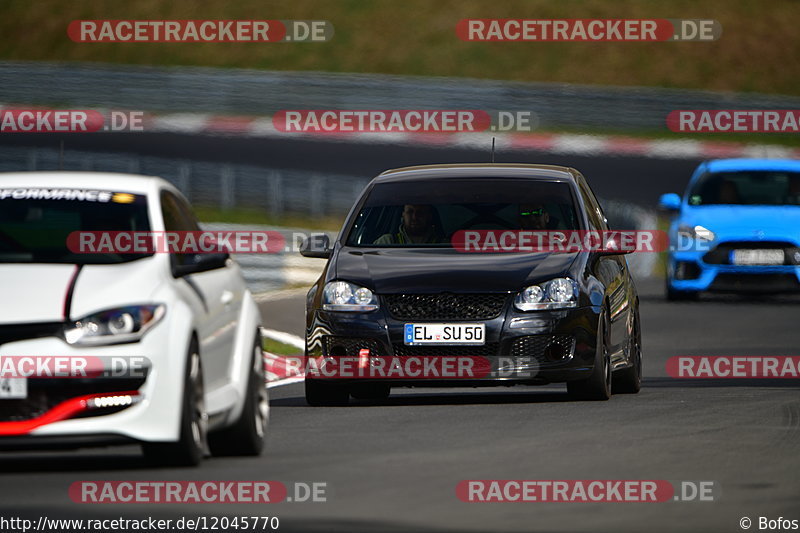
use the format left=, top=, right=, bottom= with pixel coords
left=345, top=178, right=581, bottom=247
left=687, top=171, right=800, bottom=206
left=0, top=189, right=152, bottom=264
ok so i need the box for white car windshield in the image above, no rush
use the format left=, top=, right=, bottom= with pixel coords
left=0, top=188, right=151, bottom=264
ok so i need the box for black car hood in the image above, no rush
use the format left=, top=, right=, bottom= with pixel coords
left=333, top=247, right=579, bottom=293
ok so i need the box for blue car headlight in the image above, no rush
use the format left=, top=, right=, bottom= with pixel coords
left=514, top=278, right=578, bottom=310
left=678, top=224, right=716, bottom=242
left=64, top=304, right=166, bottom=346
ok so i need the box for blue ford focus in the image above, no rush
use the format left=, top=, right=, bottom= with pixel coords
left=659, top=158, right=800, bottom=300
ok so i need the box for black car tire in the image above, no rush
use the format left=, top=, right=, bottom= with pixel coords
left=350, top=383, right=391, bottom=401
left=305, top=378, right=350, bottom=406
left=613, top=308, right=642, bottom=394
left=208, top=333, right=269, bottom=456
left=142, top=339, right=208, bottom=466
left=567, top=310, right=612, bottom=401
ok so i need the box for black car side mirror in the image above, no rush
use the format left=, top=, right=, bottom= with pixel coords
left=300, top=234, right=332, bottom=259
left=172, top=252, right=230, bottom=277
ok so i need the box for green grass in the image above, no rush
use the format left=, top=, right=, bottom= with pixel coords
left=1, top=0, right=799, bottom=96
left=262, top=337, right=302, bottom=356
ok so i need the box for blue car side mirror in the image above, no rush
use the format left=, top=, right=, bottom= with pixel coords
left=658, top=193, right=681, bottom=211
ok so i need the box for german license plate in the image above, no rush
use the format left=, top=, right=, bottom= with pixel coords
left=404, top=323, right=485, bottom=345
left=0, top=377, right=27, bottom=399
left=731, top=249, right=784, bottom=265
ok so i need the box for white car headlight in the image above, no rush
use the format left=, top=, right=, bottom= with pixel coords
left=515, top=278, right=578, bottom=310
left=678, top=224, right=716, bottom=242
left=323, top=281, right=379, bottom=312
left=64, top=304, right=166, bottom=346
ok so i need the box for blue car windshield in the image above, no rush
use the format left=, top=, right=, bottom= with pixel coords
left=688, top=171, right=800, bottom=206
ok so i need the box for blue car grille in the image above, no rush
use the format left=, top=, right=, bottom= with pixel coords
left=703, top=241, right=800, bottom=265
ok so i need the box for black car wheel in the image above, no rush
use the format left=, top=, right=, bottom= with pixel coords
left=209, top=333, right=269, bottom=456
left=567, top=310, right=612, bottom=401
left=613, top=308, right=642, bottom=394
left=143, top=339, right=208, bottom=466
left=305, top=378, right=350, bottom=406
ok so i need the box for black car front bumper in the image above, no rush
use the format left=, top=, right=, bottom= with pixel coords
left=306, top=295, right=601, bottom=387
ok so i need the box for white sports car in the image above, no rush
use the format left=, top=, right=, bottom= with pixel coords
left=0, top=172, right=268, bottom=466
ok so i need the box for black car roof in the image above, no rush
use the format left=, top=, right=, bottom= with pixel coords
left=374, top=163, right=579, bottom=184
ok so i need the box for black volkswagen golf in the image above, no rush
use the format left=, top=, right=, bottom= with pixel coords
left=300, top=164, right=642, bottom=405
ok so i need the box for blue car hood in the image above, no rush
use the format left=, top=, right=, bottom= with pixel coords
left=681, top=206, right=800, bottom=241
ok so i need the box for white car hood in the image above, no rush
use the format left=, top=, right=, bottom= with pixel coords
left=0, top=264, right=79, bottom=323
left=0, top=257, right=166, bottom=324
left=70, top=258, right=166, bottom=321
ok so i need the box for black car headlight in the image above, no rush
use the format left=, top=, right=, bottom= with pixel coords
left=64, top=304, right=166, bottom=346
left=514, top=278, right=578, bottom=310
left=323, top=281, right=379, bottom=312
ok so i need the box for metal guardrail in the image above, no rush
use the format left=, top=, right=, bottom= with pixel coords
left=201, top=224, right=335, bottom=293
left=0, top=145, right=370, bottom=217
left=2, top=61, right=800, bottom=131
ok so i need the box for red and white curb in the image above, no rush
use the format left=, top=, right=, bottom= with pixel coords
left=261, top=327, right=306, bottom=388
left=145, top=112, right=800, bottom=160
left=1, top=104, right=796, bottom=160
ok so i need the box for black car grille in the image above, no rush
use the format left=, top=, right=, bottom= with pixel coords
left=709, top=273, right=800, bottom=293
left=0, top=322, right=64, bottom=345
left=0, top=377, right=146, bottom=422
left=509, top=335, right=575, bottom=362
left=383, top=293, right=508, bottom=321
left=323, top=337, right=502, bottom=358
left=323, top=336, right=385, bottom=357
left=322, top=336, right=575, bottom=363
left=392, top=343, right=501, bottom=358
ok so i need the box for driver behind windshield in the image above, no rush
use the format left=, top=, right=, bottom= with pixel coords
left=374, top=204, right=443, bottom=244
left=518, top=203, right=551, bottom=230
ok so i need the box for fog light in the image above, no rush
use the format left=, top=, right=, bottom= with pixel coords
left=675, top=261, right=701, bottom=280
left=86, top=393, right=141, bottom=410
